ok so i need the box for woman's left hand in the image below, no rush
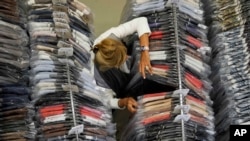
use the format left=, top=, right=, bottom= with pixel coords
left=139, top=51, right=152, bottom=79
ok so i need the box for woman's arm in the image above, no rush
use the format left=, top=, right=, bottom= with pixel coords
left=94, top=17, right=151, bottom=46
left=139, top=33, right=152, bottom=78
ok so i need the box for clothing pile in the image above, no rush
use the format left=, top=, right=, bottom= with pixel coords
left=0, top=0, right=36, bottom=140
left=26, top=0, right=116, bottom=140
left=121, top=0, right=215, bottom=140
left=203, top=0, right=250, bottom=140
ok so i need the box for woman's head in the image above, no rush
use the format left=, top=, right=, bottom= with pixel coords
left=93, top=38, right=127, bottom=71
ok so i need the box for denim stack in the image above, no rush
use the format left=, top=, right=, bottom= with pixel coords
left=203, top=0, right=250, bottom=140
left=0, top=0, right=36, bottom=141
left=120, top=0, right=215, bottom=141
left=27, top=0, right=116, bottom=141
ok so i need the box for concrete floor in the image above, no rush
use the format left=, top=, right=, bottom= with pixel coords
left=79, top=0, right=126, bottom=37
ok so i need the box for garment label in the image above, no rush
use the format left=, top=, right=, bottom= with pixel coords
left=44, top=114, right=66, bottom=123
left=52, top=0, right=67, bottom=4
left=62, top=84, right=79, bottom=93
left=68, top=124, right=84, bottom=135
left=58, top=47, right=73, bottom=57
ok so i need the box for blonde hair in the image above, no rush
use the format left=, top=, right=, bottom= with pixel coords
left=94, top=38, right=127, bottom=71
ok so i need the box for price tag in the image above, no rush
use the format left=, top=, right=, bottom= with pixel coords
left=68, top=124, right=84, bottom=135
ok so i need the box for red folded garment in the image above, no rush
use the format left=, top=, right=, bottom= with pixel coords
left=187, top=35, right=202, bottom=48
left=80, top=109, right=101, bottom=119
left=186, top=95, right=204, bottom=105
left=142, top=111, right=171, bottom=125
left=39, top=104, right=65, bottom=113
left=41, top=110, right=65, bottom=118
left=143, top=92, right=167, bottom=98
left=152, top=64, right=170, bottom=70
left=185, top=72, right=203, bottom=89
left=150, top=35, right=164, bottom=40
left=150, top=30, right=164, bottom=36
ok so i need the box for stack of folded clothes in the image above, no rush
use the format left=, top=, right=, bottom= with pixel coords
left=27, top=0, right=116, bottom=140
left=120, top=0, right=215, bottom=140
left=203, top=0, right=250, bottom=140
left=0, top=0, right=36, bottom=140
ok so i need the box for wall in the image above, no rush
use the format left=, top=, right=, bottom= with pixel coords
left=80, top=0, right=126, bottom=37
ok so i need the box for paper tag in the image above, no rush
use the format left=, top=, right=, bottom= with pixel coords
left=83, top=9, right=90, bottom=15
left=57, top=40, right=73, bottom=48
left=173, top=89, right=189, bottom=97
left=54, top=22, right=70, bottom=29
left=62, top=84, right=79, bottom=93
left=53, top=12, right=69, bottom=22
left=44, top=114, right=66, bottom=123
left=53, top=17, right=69, bottom=24
left=177, top=45, right=186, bottom=50
left=194, top=9, right=203, bottom=15
left=198, top=24, right=207, bottom=30
left=76, top=9, right=84, bottom=17
left=53, top=5, right=68, bottom=13
left=55, top=28, right=70, bottom=33
left=55, top=28, right=72, bottom=39
left=52, top=0, right=67, bottom=4
left=95, top=86, right=107, bottom=92
left=68, top=124, right=84, bottom=135
left=171, top=0, right=180, bottom=4
left=58, top=47, right=73, bottom=57
left=27, top=0, right=35, bottom=5
left=198, top=46, right=211, bottom=54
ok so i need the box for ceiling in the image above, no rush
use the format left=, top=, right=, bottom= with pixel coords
left=80, top=0, right=126, bottom=37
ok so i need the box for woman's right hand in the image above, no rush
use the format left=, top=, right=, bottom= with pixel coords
left=118, top=97, right=138, bottom=113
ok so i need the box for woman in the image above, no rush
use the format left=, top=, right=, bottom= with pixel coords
left=92, top=17, right=152, bottom=113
